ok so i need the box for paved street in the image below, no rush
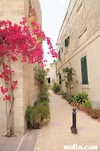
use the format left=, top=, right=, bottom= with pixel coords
left=0, top=90, right=100, bottom=151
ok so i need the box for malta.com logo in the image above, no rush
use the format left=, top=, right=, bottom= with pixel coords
left=64, top=144, right=98, bottom=150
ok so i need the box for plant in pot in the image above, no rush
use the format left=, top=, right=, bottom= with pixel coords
left=25, top=101, right=50, bottom=129
left=74, top=91, right=88, bottom=111
left=62, top=92, right=67, bottom=100
left=69, top=95, right=77, bottom=106
left=25, top=67, right=50, bottom=129
left=82, top=99, right=91, bottom=113
left=98, top=113, right=100, bottom=122
left=90, top=108, right=100, bottom=119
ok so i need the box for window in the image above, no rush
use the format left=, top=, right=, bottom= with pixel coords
left=81, top=56, right=88, bottom=84
left=77, top=2, right=87, bottom=38
left=61, top=47, right=63, bottom=52
left=65, top=36, right=70, bottom=47
left=58, top=50, right=61, bottom=60
left=59, top=73, right=62, bottom=85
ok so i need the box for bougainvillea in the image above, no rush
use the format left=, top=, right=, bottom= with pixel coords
left=0, top=17, right=58, bottom=99
left=0, top=17, right=58, bottom=136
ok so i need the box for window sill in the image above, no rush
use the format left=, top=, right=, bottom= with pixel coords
left=80, top=83, right=90, bottom=89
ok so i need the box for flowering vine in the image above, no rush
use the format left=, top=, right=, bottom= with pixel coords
left=0, top=17, right=58, bottom=136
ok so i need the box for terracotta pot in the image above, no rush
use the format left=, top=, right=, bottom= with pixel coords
left=33, top=115, right=41, bottom=129
left=98, top=117, right=100, bottom=122
left=76, top=104, right=80, bottom=109
left=71, top=102, right=75, bottom=106
left=91, top=116, right=98, bottom=119
left=84, top=108, right=90, bottom=113
left=79, top=104, right=84, bottom=111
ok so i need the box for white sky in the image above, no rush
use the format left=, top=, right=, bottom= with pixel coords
left=40, top=0, right=70, bottom=63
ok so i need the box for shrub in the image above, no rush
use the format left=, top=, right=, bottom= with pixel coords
left=72, top=91, right=88, bottom=104
left=90, top=108, right=100, bottom=118
left=39, top=89, right=50, bottom=102
left=25, top=105, right=33, bottom=129
left=25, top=102, right=50, bottom=129
left=82, top=99, right=91, bottom=108
left=52, top=82, right=61, bottom=93
left=57, top=90, right=65, bottom=95
left=35, top=69, right=47, bottom=85
left=25, top=68, right=50, bottom=129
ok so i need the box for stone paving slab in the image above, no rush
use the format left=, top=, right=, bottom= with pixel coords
left=34, top=90, right=100, bottom=151
left=0, top=130, right=38, bottom=151
left=0, top=90, right=100, bottom=151
left=0, top=135, right=22, bottom=151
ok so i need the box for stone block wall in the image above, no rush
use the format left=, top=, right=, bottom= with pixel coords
left=56, top=0, right=100, bottom=107
left=0, top=0, right=41, bottom=134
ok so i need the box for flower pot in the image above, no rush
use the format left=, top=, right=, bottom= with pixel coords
left=33, top=114, right=41, bottom=129
left=84, top=108, right=90, bottom=113
left=79, top=104, right=84, bottom=111
left=71, top=102, right=75, bottom=106
left=91, top=116, right=98, bottom=119
left=76, top=104, right=80, bottom=109
left=98, top=117, right=100, bottom=122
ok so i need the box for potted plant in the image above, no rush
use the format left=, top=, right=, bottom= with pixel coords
left=98, top=113, right=100, bottom=122
left=90, top=108, right=100, bottom=119
left=25, top=101, right=50, bottom=129
left=60, top=91, right=67, bottom=100
left=73, top=91, right=88, bottom=111
left=82, top=99, right=91, bottom=113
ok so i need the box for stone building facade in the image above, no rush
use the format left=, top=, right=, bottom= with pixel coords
left=50, top=63, right=56, bottom=86
left=56, top=0, right=100, bottom=108
left=0, top=0, right=42, bottom=134
left=44, top=63, right=56, bottom=86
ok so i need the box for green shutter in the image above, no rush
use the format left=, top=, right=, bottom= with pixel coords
left=58, top=50, right=60, bottom=60
left=65, top=38, right=68, bottom=47
left=65, top=36, right=70, bottom=47
left=81, top=56, right=88, bottom=84
left=61, top=47, right=63, bottom=52
left=59, top=73, right=62, bottom=85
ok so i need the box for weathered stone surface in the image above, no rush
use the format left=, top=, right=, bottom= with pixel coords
left=0, top=0, right=42, bottom=134
left=56, top=0, right=100, bottom=107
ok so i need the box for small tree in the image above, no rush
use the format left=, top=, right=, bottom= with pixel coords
left=0, top=17, right=58, bottom=136
left=63, top=67, right=77, bottom=95
left=35, top=68, right=50, bottom=102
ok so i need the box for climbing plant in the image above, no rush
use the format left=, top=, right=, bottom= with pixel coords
left=62, top=67, right=77, bottom=95
left=0, top=17, right=57, bottom=136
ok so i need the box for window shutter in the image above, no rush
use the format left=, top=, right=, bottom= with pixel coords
left=65, top=36, right=70, bottom=47
left=65, top=38, right=68, bottom=47
left=61, top=47, right=63, bottom=52
left=59, top=73, right=62, bottom=85
left=81, top=56, right=88, bottom=84
left=58, top=50, right=60, bottom=60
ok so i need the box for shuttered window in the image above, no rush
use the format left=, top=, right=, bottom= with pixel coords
left=65, top=36, right=70, bottom=47
left=81, top=56, right=88, bottom=84
left=59, top=73, right=62, bottom=85
left=58, top=50, right=61, bottom=60
left=61, top=47, right=63, bottom=52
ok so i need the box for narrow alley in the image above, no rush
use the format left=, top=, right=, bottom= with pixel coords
left=0, top=90, right=100, bottom=151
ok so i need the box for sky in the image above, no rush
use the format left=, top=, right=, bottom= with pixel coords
left=40, top=0, right=70, bottom=63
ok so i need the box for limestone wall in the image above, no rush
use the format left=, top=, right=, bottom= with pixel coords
left=56, top=0, right=100, bottom=107
left=0, top=0, right=24, bottom=23
left=50, top=63, right=56, bottom=86
left=0, top=0, right=42, bottom=134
